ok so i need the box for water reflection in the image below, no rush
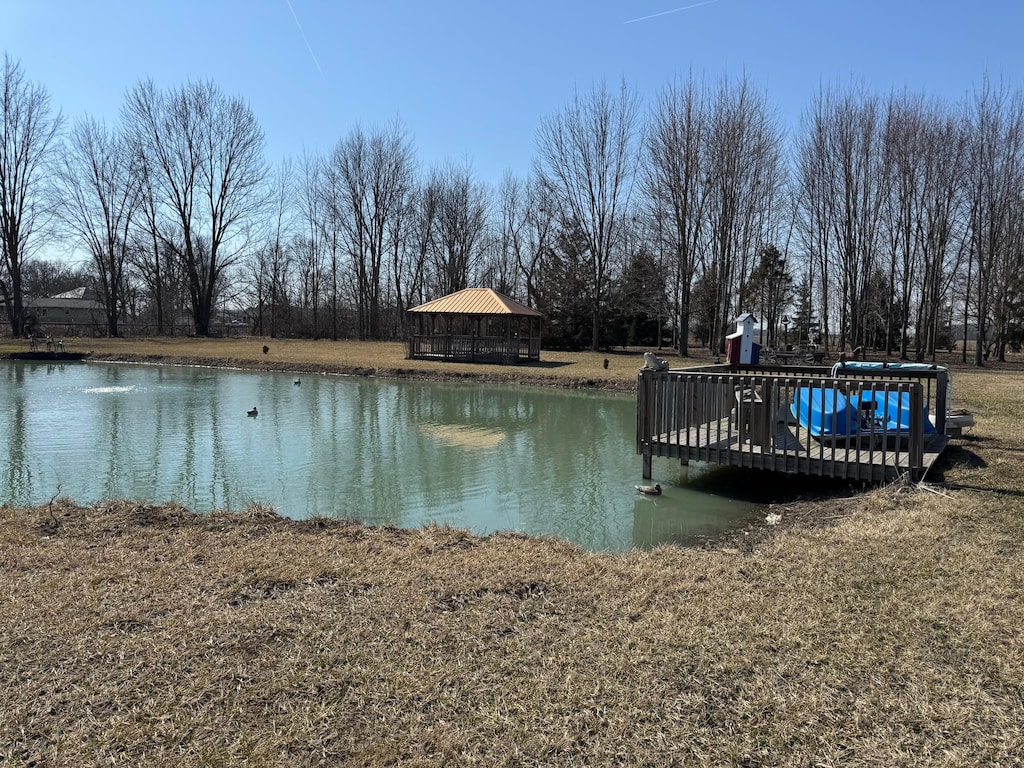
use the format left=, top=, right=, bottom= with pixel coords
left=3, top=364, right=31, bottom=499
left=0, top=361, right=764, bottom=551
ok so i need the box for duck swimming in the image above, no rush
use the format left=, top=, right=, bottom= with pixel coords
left=634, top=483, right=662, bottom=496
left=247, top=407, right=258, bottom=417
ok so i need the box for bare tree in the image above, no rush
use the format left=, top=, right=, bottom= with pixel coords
left=55, top=117, right=141, bottom=336
left=0, top=55, right=62, bottom=336
left=21, top=257, right=89, bottom=300
left=127, top=130, right=175, bottom=335
left=965, top=78, right=1024, bottom=364
left=383, top=164, right=418, bottom=337
left=295, top=150, right=327, bottom=336
left=325, top=121, right=415, bottom=338
left=646, top=74, right=709, bottom=355
left=879, top=92, right=923, bottom=357
left=247, top=238, right=292, bottom=337
left=399, top=179, right=440, bottom=313
left=536, top=80, right=641, bottom=350
left=795, top=85, right=886, bottom=352
left=490, top=171, right=556, bottom=311
left=703, top=76, right=785, bottom=351
left=876, top=92, right=968, bottom=359
left=316, top=150, right=347, bottom=339
left=523, top=177, right=557, bottom=311
left=248, top=159, right=294, bottom=336
left=123, top=79, right=267, bottom=336
left=794, top=100, right=835, bottom=353
left=481, top=171, right=527, bottom=297
left=917, top=111, right=970, bottom=361
left=427, top=161, right=489, bottom=297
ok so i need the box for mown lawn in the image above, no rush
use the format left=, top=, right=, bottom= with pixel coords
left=1, top=340, right=1022, bottom=766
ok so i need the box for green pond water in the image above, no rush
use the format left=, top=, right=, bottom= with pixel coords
left=0, top=360, right=767, bottom=551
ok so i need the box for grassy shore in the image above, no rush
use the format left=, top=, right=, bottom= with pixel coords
left=2, top=339, right=1023, bottom=766
left=0, top=336, right=645, bottom=391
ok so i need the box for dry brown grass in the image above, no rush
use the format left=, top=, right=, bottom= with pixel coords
left=2, top=341, right=1023, bottom=766
left=3, top=490, right=1022, bottom=766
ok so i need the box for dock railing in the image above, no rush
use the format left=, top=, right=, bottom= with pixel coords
left=637, top=363, right=949, bottom=482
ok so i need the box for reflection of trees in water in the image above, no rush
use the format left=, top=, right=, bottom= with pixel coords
left=402, top=382, right=536, bottom=432
left=392, top=381, right=637, bottom=543
left=298, top=379, right=410, bottom=524
left=347, top=382, right=401, bottom=522
left=164, top=380, right=196, bottom=503
left=2, top=376, right=31, bottom=502
left=7, top=365, right=687, bottom=548
left=102, top=408, right=122, bottom=500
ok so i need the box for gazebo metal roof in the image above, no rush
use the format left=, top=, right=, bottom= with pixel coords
left=408, top=288, right=543, bottom=318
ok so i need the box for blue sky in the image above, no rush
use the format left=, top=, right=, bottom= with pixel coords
left=2, top=1, right=1022, bottom=186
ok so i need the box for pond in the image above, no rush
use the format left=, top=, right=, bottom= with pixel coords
left=0, top=360, right=766, bottom=551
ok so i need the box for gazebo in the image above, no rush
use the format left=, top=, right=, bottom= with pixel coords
left=407, top=288, right=543, bottom=363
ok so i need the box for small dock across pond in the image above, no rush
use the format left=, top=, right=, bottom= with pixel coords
left=637, top=363, right=950, bottom=483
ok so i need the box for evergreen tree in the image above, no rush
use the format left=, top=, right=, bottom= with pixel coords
left=740, top=244, right=792, bottom=348
left=790, top=272, right=819, bottom=349
left=608, top=247, right=668, bottom=347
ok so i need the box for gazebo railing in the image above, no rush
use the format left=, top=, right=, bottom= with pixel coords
left=408, top=334, right=540, bottom=362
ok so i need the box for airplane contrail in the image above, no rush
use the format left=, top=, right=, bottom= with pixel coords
left=284, top=0, right=326, bottom=80
left=624, top=0, right=721, bottom=24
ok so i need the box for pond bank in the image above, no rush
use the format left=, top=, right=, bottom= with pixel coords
left=84, top=351, right=640, bottom=393
left=2, top=342, right=1022, bottom=764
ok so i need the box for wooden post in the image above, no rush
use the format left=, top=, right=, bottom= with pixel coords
left=637, top=371, right=654, bottom=479
left=934, top=368, right=948, bottom=436
left=909, top=383, right=925, bottom=480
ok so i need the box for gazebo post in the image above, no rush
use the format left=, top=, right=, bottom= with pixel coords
left=506, top=318, right=513, bottom=363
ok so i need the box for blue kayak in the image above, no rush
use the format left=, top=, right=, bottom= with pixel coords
left=791, top=387, right=934, bottom=438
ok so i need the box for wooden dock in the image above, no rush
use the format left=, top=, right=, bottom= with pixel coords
left=637, top=364, right=950, bottom=483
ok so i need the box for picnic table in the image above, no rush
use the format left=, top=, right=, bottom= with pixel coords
left=761, top=347, right=827, bottom=366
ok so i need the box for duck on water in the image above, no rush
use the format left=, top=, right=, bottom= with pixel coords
left=635, top=483, right=662, bottom=496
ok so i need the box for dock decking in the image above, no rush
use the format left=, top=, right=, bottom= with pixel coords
left=637, top=364, right=950, bottom=482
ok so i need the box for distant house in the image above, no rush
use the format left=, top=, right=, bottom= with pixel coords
left=24, top=287, right=105, bottom=335
left=407, top=288, right=544, bottom=364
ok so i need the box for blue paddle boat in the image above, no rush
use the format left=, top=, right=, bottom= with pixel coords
left=791, top=385, right=935, bottom=439
left=790, top=386, right=858, bottom=438
left=851, top=390, right=936, bottom=435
